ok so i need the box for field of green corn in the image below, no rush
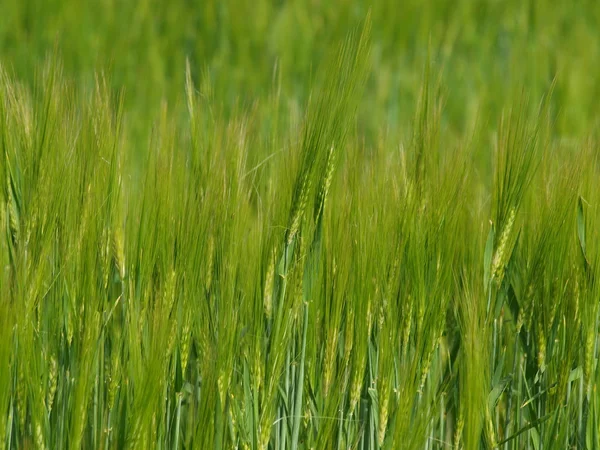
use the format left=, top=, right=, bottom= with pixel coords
left=2, top=1, right=600, bottom=449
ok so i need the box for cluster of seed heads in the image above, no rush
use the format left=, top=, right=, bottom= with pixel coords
left=343, top=308, right=354, bottom=366
left=378, top=299, right=387, bottom=331
left=108, top=352, right=120, bottom=410
left=349, top=353, right=366, bottom=412
left=47, top=355, right=58, bottom=412
left=112, top=227, right=126, bottom=280
left=258, top=417, right=271, bottom=450
left=323, top=331, right=337, bottom=397
left=303, top=401, right=311, bottom=431
left=35, top=420, right=45, bottom=450
left=166, top=322, right=177, bottom=363
left=378, top=380, right=391, bottom=446
left=253, top=344, right=263, bottom=393
left=416, top=297, right=425, bottom=336
left=163, top=270, right=176, bottom=312
left=263, top=250, right=275, bottom=320
left=584, top=327, right=595, bottom=384
left=401, top=302, right=413, bottom=359
left=7, top=182, right=19, bottom=246
left=101, top=227, right=111, bottom=290
left=217, top=370, right=228, bottom=411
left=287, top=173, right=311, bottom=245
left=419, top=351, right=433, bottom=395
left=314, top=144, right=336, bottom=220
left=453, top=413, right=464, bottom=448
left=491, top=207, right=516, bottom=284
left=536, top=321, right=546, bottom=372
left=180, top=314, right=191, bottom=373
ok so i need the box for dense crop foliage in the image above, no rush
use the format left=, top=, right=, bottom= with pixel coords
left=2, top=1, right=600, bottom=449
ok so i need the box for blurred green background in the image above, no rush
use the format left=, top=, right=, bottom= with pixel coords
left=2, top=0, right=600, bottom=140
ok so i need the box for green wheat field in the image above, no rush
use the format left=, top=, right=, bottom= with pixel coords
left=2, top=1, right=600, bottom=449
